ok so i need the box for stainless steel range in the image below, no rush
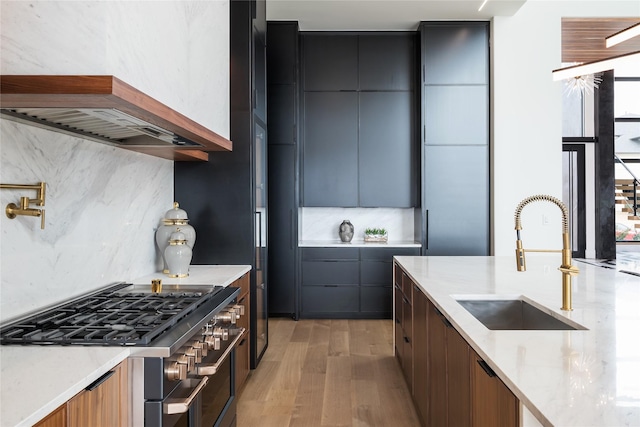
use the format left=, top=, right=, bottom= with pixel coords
left=0, top=282, right=245, bottom=427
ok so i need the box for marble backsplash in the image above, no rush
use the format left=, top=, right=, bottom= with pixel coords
left=0, top=121, right=173, bottom=323
left=0, top=0, right=230, bottom=323
left=300, top=207, right=416, bottom=242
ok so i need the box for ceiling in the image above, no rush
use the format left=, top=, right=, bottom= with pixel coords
left=562, top=18, right=640, bottom=63
left=266, top=0, right=528, bottom=31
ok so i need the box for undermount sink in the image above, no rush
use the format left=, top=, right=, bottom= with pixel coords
left=455, top=296, right=587, bottom=331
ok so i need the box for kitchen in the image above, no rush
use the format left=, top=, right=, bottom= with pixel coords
left=1, top=0, right=639, bottom=426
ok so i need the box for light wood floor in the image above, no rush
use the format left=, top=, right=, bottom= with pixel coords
left=236, top=318, right=421, bottom=427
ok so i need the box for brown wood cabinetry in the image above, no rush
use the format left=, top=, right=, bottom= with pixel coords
left=67, top=359, right=128, bottom=427
left=412, top=283, right=428, bottom=425
left=35, top=360, right=128, bottom=427
left=393, top=262, right=519, bottom=427
left=234, top=272, right=251, bottom=392
left=471, top=350, right=519, bottom=426
left=447, top=320, right=471, bottom=426
left=426, top=299, right=448, bottom=426
left=33, top=405, right=67, bottom=427
left=394, top=266, right=413, bottom=389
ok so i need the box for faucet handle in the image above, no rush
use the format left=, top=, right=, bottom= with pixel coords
left=40, top=209, right=45, bottom=230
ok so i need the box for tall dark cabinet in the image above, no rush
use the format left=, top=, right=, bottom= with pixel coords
left=174, top=0, right=268, bottom=368
left=301, top=33, right=418, bottom=208
left=419, top=22, right=490, bottom=255
left=267, top=22, right=299, bottom=318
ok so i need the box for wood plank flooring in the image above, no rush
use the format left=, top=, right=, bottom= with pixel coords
left=237, top=318, right=421, bottom=427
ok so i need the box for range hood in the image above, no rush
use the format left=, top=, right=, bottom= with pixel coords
left=0, top=75, right=232, bottom=161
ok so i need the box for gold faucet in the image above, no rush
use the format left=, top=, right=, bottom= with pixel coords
left=514, top=194, right=579, bottom=311
left=0, top=182, right=46, bottom=229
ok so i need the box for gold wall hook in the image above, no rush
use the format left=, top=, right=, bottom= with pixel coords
left=1, top=182, right=47, bottom=229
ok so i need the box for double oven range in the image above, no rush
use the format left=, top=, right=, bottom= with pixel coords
left=0, top=281, right=245, bottom=427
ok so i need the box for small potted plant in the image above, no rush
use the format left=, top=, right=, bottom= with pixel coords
left=364, top=227, right=388, bottom=243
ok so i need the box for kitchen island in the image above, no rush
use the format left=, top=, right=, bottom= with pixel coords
left=0, top=265, right=250, bottom=427
left=394, top=255, right=640, bottom=427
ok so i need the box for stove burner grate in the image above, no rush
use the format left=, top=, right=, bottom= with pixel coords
left=0, top=284, right=222, bottom=346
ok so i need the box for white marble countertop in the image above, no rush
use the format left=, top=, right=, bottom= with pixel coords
left=394, top=255, right=640, bottom=427
left=0, top=265, right=251, bottom=427
left=0, top=347, right=130, bottom=427
left=299, top=239, right=421, bottom=248
left=132, top=264, right=251, bottom=286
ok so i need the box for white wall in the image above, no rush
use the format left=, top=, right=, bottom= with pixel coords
left=0, top=1, right=230, bottom=322
left=491, top=0, right=639, bottom=256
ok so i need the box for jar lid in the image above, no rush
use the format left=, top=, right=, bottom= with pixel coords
left=169, top=229, right=187, bottom=243
left=163, top=202, right=189, bottom=222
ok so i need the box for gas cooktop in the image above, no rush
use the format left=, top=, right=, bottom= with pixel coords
left=0, top=283, right=225, bottom=346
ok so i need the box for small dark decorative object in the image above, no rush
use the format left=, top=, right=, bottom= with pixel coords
left=339, top=220, right=354, bottom=242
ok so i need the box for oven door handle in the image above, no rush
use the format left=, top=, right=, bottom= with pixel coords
left=163, top=376, right=209, bottom=415
left=196, top=327, right=246, bottom=376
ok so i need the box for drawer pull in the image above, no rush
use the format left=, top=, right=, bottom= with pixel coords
left=164, top=377, right=208, bottom=414
left=477, top=359, right=497, bottom=377
left=196, top=328, right=245, bottom=376
left=85, top=370, right=115, bottom=391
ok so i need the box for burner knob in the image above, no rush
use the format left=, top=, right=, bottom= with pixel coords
left=232, top=304, right=245, bottom=316
left=166, top=361, right=188, bottom=381
left=185, top=346, right=202, bottom=363
left=204, top=334, right=221, bottom=350
left=213, top=326, right=229, bottom=341
left=214, top=310, right=236, bottom=324
left=193, top=341, right=207, bottom=357
left=177, top=353, right=194, bottom=373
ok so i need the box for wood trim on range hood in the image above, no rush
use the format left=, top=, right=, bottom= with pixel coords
left=0, top=75, right=232, bottom=161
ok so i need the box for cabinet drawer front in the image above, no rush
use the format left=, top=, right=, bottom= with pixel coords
left=361, top=260, right=392, bottom=285
left=302, top=260, right=359, bottom=285
left=360, top=247, right=419, bottom=261
left=301, top=247, right=359, bottom=261
left=361, top=285, right=392, bottom=313
left=302, top=286, right=359, bottom=313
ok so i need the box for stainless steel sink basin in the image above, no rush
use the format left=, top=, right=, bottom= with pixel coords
left=455, top=296, right=587, bottom=330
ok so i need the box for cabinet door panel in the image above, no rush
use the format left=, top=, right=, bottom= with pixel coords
left=34, top=405, right=66, bottom=427
left=422, top=23, right=489, bottom=85
left=236, top=330, right=251, bottom=392
left=359, top=34, right=415, bottom=91
left=448, top=326, right=471, bottom=426
left=303, top=92, right=358, bottom=207
left=68, top=363, right=123, bottom=427
left=268, top=145, right=296, bottom=315
left=360, top=260, right=391, bottom=286
left=302, top=247, right=359, bottom=261
left=412, top=285, right=429, bottom=426
left=267, top=85, right=296, bottom=145
left=302, top=286, right=359, bottom=313
left=360, top=285, right=392, bottom=313
left=424, top=85, right=488, bottom=146
left=361, top=247, right=420, bottom=261
left=471, top=350, right=519, bottom=426
left=359, top=92, right=416, bottom=207
left=427, top=301, right=448, bottom=426
left=302, top=261, right=359, bottom=286
left=424, top=145, right=489, bottom=255
left=267, top=22, right=298, bottom=85
left=303, top=35, right=358, bottom=91
left=394, top=284, right=404, bottom=362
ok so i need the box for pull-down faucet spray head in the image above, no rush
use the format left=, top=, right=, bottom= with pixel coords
left=514, top=194, right=579, bottom=311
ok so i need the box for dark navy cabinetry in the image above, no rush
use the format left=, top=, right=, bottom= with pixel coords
left=267, top=22, right=299, bottom=319
left=300, top=247, right=419, bottom=319
left=419, top=22, right=490, bottom=256
left=175, top=0, right=268, bottom=369
left=301, top=33, right=418, bottom=208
